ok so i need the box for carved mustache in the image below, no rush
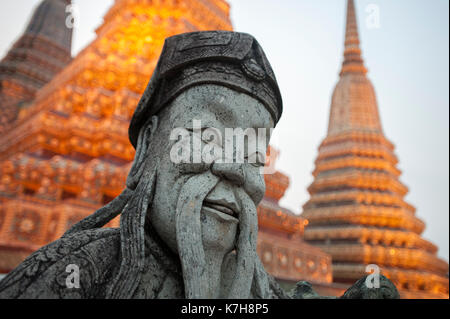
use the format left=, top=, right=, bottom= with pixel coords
left=202, top=200, right=239, bottom=220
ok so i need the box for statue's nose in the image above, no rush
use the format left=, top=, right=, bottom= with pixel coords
left=211, top=162, right=245, bottom=186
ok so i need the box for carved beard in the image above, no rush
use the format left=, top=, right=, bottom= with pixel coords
left=62, top=118, right=276, bottom=299
left=64, top=160, right=278, bottom=299
left=64, top=145, right=273, bottom=299
left=104, top=165, right=260, bottom=299
left=175, top=171, right=258, bottom=299
left=106, top=162, right=157, bottom=299
left=63, top=159, right=276, bottom=299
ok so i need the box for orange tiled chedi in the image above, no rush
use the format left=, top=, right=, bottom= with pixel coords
left=301, top=0, right=449, bottom=299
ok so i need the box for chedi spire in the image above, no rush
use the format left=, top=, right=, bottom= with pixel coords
left=327, top=0, right=381, bottom=136
left=301, top=0, right=449, bottom=299
left=0, top=0, right=73, bottom=131
left=340, top=0, right=367, bottom=76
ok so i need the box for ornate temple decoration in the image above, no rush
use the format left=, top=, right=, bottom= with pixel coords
left=0, top=0, right=73, bottom=131
left=0, top=0, right=332, bottom=288
left=258, top=147, right=332, bottom=286
left=301, top=0, right=449, bottom=299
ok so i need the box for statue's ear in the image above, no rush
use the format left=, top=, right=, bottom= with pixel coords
left=126, top=115, right=158, bottom=189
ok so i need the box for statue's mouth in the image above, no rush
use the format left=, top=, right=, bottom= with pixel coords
left=202, top=199, right=239, bottom=223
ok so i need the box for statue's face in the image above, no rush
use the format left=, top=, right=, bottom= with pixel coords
left=147, top=84, right=274, bottom=257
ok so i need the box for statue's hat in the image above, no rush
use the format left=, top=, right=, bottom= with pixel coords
left=129, top=31, right=283, bottom=148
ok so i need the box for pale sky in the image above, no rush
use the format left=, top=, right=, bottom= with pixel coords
left=0, top=0, right=448, bottom=263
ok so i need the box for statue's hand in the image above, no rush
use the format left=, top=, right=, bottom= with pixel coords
left=340, top=275, right=400, bottom=299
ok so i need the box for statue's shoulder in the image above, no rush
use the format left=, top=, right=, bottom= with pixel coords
left=0, top=228, right=121, bottom=299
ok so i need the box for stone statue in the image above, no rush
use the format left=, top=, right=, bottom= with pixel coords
left=0, top=31, right=399, bottom=299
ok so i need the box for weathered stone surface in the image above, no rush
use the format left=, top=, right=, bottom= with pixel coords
left=340, top=275, right=400, bottom=299
left=290, top=276, right=400, bottom=300
left=0, top=31, right=399, bottom=299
